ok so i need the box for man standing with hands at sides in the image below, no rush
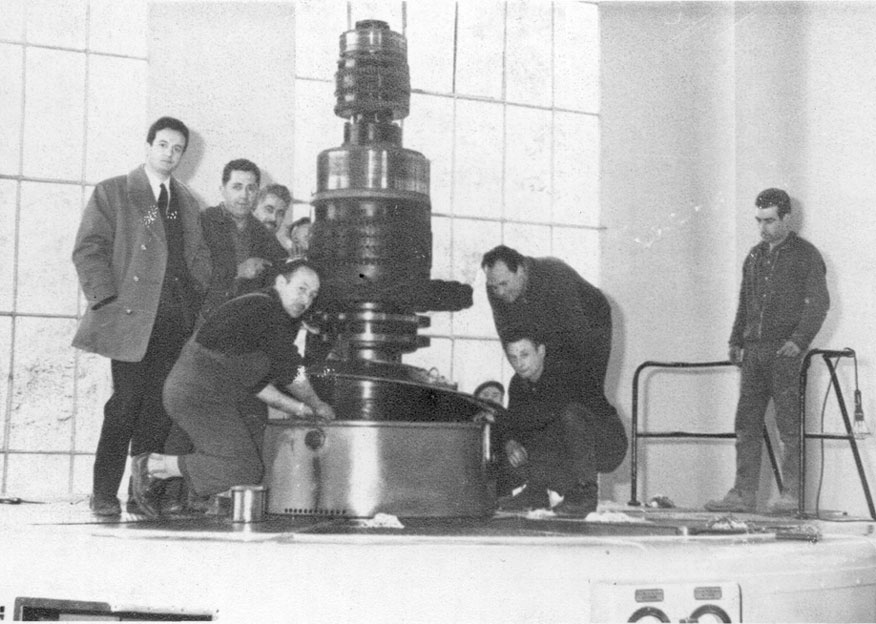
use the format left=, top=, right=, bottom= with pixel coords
left=481, top=245, right=627, bottom=513
left=198, top=159, right=287, bottom=323
left=72, top=116, right=211, bottom=516
left=706, top=188, right=829, bottom=514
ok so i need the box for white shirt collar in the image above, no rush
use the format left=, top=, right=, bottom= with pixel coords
left=143, top=165, right=171, bottom=203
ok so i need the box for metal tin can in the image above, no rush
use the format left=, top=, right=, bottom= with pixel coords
left=231, top=485, right=266, bottom=523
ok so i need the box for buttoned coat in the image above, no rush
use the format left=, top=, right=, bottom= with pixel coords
left=72, top=164, right=211, bottom=362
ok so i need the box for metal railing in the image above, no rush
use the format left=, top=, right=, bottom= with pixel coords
left=628, top=360, right=783, bottom=506
left=798, top=348, right=875, bottom=520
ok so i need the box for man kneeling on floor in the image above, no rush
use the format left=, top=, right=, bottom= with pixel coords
left=495, top=329, right=628, bottom=516
left=130, top=259, right=336, bottom=518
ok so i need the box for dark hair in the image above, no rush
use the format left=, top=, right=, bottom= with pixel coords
left=290, top=216, right=311, bottom=231
left=500, top=325, right=545, bottom=351
left=222, top=158, right=261, bottom=186
left=146, top=116, right=189, bottom=151
left=258, top=184, right=292, bottom=206
left=481, top=245, right=526, bottom=272
left=756, top=188, right=791, bottom=218
left=274, top=257, right=320, bottom=281
left=473, top=380, right=504, bottom=398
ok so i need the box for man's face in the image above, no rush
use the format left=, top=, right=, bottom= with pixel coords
left=485, top=260, right=526, bottom=304
left=505, top=338, right=546, bottom=382
left=290, top=222, right=311, bottom=251
left=253, top=193, right=288, bottom=231
left=756, top=205, right=791, bottom=246
left=221, top=170, right=259, bottom=220
left=144, top=129, right=186, bottom=177
left=274, top=267, right=320, bottom=318
left=476, top=385, right=504, bottom=406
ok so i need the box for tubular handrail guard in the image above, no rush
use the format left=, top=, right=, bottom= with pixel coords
left=798, top=348, right=875, bottom=520
left=629, top=360, right=783, bottom=506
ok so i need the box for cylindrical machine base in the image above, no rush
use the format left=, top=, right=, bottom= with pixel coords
left=263, top=421, right=495, bottom=518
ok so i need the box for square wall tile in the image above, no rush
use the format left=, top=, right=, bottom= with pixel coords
left=452, top=217, right=501, bottom=287
left=73, top=350, right=111, bottom=452
left=0, top=180, right=17, bottom=312
left=455, top=1, right=505, bottom=100
left=406, top=93, right=454, bottom=215
left=404, top=336, right=453, bottom=385
left=504, top=105, right=552, bottom=223
left=431, top=214, right=453, bottom=280
left=349, top=0, right=404, bottom=35
left=294, top=0, right=350, bottom=81
left=406, top=2, right=455, bottom=94
left=553, top=111, right=599, bottom=226
left=0, top=0, right=25, bottom=42
left=503, top=222, right=551, bottom=258
left=10, top=317, right=78, bottom=452
left=6, top=453, right=71, bottom=500
left=454, top=338, right=506, bottom=396
left=26, top=0, right=87, bottom=50
left=23, top=48, right=86, bottom=181
left=89, top=0, right=148, bottom=57
left=0, top=318, right=9, bottom=447
left=17, top=182, right=82, bottom=316
left=71, top=452, right=96, bottom=497
left=294, top=78, right=338, bottom=201
left=552, top=226, right=601, bottom=287
left=453, top=99, right=503, bottom=218
left=86, top=55, right=147, bottom=182
left=506, top=1, right=552, bottom=107
left=554, top=2, right=599, bottom=113
left=0, top=44, right=24, bottom=175
left=452, top=258, right=499, bottom=340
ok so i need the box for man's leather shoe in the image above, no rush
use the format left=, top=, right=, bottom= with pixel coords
left=90, top=493, right=121, bottom=516
left=497, top=484, right=551, bottom=512
left=130, top=453, right=161, bottom=519
left=554, top=482, right=598, bottom=516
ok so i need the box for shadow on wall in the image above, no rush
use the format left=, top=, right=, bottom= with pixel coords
left=792, top=195, right=840, bottom=348
left=173, top=128, right=208, bottom=207
left=601, top=290, right=632, bottom=501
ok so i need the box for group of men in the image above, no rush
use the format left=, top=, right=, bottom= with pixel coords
left=72, top=117, right=320, bottom=516
left=71, top=115, right=830, bottom=520
left=482, top=187, right=829, bottom=517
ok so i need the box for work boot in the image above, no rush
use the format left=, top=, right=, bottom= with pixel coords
left=554, top=482, right=598, bottom=516
left=704, top=488, right=755, bottom=513
left=89, top=493, right=121, bottom=516
left=497, top=484, right=551, bottom=512
left=768, top=491, right=799, bottom=515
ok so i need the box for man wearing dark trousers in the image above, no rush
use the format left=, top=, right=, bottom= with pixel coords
left=482, top=244, right=627, bottom=514
left=72, top=116, right=211, bottom=516
left=495, top=331, right=627, bottom=515
left=162, top=158, right=287, bottom=513
left=706, top=188, right=829, bottom=514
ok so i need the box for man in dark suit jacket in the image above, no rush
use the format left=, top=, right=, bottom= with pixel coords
left=72, top=116, right=211, bottom=516
left=197, top=159, right=288, bottom=323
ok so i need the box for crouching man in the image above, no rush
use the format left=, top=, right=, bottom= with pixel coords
left=130, top=259, right=335, bottom=518
left=495, top=330, right=627, bottom=516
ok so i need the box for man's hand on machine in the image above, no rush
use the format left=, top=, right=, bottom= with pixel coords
left=311, top=401, right=336, bottom=421
left=504, top=439, right=528, bottom=468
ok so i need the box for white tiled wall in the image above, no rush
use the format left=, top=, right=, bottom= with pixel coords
left=0, top=0, right=148, bottom=498
left=1, top=0, right=599, bottom=499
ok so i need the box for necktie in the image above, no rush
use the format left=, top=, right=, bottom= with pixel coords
left=158, top=183, right=168, bottom=218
